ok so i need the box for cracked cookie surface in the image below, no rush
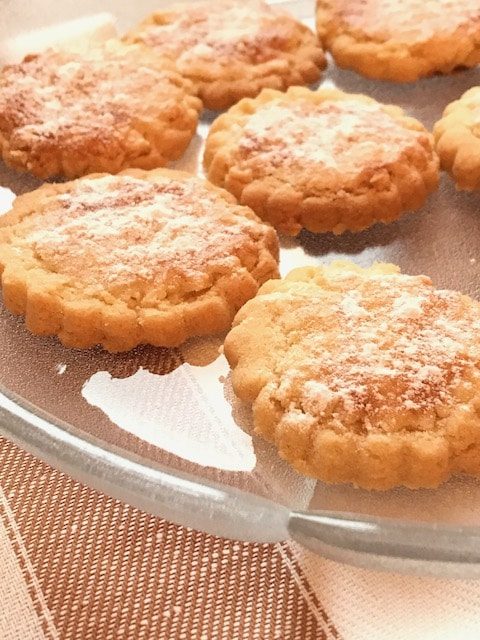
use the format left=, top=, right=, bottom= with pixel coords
left=0, top=168, right=279, bottom=352
left=434, top=87, right=480, bottom=190
left=204, top=87, right=438, bottom=235
left=224, top=261, right=480, bottom=490
left=316, top=0, right=480, bottom=82
left=0, top=40, right=202, bottom=179
left=125, top=0, right=325, bottom=110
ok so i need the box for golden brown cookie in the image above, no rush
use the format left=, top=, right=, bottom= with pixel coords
left=224, top=261, right=480, bottom=490
left=0, top=169, right=279, bottom=352
left=0, top=40, right=202, bottom=179
left=316, top=0, right=480, bottom=82
left=204, top=87, right=439, bottom=235
left=125, top=0, right=325, bottom=111
left=434, top=87, right=480, bottom=190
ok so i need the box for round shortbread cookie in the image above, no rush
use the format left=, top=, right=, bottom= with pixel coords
left=124, top=0, right=325, bottom=111
left=204, top=87, right=438, bottom=235
left=316, top=0, right=480, bottom=82
left=0, top=40, right=202, bottom=179
left=434, top=87, right=480, bottom=190
left=224, top=261, right=480, bottom=490
left=0, top=169, right=279, bottom=352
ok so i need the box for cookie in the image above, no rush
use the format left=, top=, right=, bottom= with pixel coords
left=224, top=261, right=480, bottom=490
left=0, top=169, right=279, bottom=352
left=204, top=87, right=439, bottom=235
left=0, top=40, right=202, bottom=179
left=124, top=0, right=325, bottom=111
left=316, top=0, right=480, bottom=82
left=434, top=87, right=480, bottom=190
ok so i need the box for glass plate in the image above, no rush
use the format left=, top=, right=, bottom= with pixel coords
left=2, top=0, right=480, bottom=577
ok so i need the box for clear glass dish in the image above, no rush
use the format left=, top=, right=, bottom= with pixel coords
left=2, top=0, right=480, bottom=577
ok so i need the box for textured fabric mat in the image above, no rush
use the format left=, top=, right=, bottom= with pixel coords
left=0, top=438, right=337, bottom=640
left=4, top=437, right=480, bottom=639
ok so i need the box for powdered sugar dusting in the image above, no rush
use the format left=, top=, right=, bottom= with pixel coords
left=271, top=267, right=480, bottom=432
left=392, top=290, right=427, bottom=318
left=303, top=381, right=335, bottom=413
left=340, top=290, right=368, bottom=318
left=0, top=44, right=187, bottom=147
left=238, top=99, right=424, bottom=174
left=134, top=0, right=295, bottom=68
left=21, top=174, right=267, bottom=298
left=339, top=0, right=480, bottom=43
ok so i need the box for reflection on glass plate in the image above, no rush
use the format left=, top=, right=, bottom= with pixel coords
left=82, top=359, right=257, bottom=473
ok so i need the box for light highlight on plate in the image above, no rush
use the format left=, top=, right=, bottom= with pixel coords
left=0, top=188, right=15, bottom=215
left=0, top=13, right=117, bottom=64
left=82, top=361, right=256, bottom=472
